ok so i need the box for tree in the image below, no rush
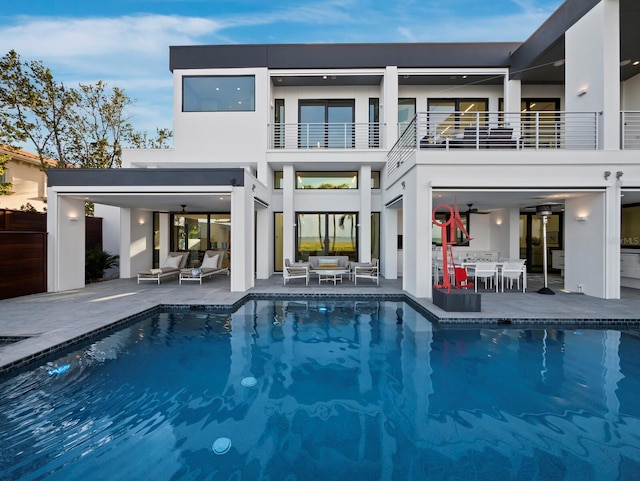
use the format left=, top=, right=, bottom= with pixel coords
left=0, top=50, right=172, bottom=172
left=0, top=50, right=77, bottom=170
left=65, top=81, right=132, bottom=168
left=128, top=127, right=173, bottom=149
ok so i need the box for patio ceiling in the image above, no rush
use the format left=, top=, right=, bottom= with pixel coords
left=58, top=192, right=232, bottom=214
left=431, top=188, right=640, bottom=213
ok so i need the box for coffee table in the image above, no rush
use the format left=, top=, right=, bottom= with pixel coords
left=312, top=268, right=349, bottom=285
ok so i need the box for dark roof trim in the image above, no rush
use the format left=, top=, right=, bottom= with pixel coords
left=510, top=0, right=600, bottom=80
left=47, top=168, right=246, bottom=188
left=169, top=43, right=520, bottom=71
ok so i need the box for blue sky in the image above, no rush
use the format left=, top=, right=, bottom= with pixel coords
left=1, top=0, right=564, bottom=141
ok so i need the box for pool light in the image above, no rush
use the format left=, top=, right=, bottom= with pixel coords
left=212, top=437, right=231, bottom=455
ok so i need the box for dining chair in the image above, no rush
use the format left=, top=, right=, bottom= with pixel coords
left=473, top=262, right=498, bottom=292
left=501, top=262, right=526, bottom=292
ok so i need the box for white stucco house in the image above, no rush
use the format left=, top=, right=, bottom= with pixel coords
left=46, top=0, right=640, bottom=299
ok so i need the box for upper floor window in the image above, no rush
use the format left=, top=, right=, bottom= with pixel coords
left=276, top=171, right=378, bottom=189
left=398, top=98, right=416, bottom=135
left=182, top=76, right=255, bottom=112
left=297, top=171, right=357, bottom=189
left=274, top=171, right=283, bottom=189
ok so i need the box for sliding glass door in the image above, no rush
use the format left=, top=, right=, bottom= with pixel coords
left=299, top=100, right=355, bottom=148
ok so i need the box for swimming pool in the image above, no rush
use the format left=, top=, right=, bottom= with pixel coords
left=1, top=299, right=639, bottom=480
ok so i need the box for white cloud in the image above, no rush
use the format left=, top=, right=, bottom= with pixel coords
left=0, top=0, right=563, bottom=138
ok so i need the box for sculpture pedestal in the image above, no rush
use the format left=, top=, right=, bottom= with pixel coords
left=432, top=288, right=481, bottom=312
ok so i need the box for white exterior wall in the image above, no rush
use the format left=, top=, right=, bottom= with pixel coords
left=47, top=193, right=85, bottom=292
left=172, top=68, right=269, bottom=164
left=565, top=0, right=620, bottom=150
left=122, top=208, right=153, bottom=279
left=94, top=204, right=121, bottom=257
left=564, top=194, right=606, bottom=296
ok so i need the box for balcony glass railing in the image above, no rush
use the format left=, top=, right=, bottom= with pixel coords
left=269, top=123, right=384, bottom=150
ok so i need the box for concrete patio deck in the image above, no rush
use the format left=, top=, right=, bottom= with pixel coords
left=1, top=273, right=639, bottom=375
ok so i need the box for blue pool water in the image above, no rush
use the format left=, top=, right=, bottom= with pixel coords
left=1, top=299, right=639, bottom=481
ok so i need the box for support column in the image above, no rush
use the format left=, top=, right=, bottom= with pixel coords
left=283, top=165, right=295, bottom=262
left=504, top=79, right=522, bottom=138
left=604, top=182, right=621, bottom=298
left=48, top=195, right=85, bottom=292
left=359, top=165, right=372, bottom=262
left=230, top=186, right=254, bottom=292
left=383, top=66, right=399, bottom=149
left=402, top=172, right=431, bottom=298
left=382, top=206, right=397, bottom=280
left=255, top=205, right=270, bottom=279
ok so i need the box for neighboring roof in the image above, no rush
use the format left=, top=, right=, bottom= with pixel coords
left=0, top=146, right=58, bottom=168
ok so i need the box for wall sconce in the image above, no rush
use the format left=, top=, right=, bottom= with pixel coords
left=138, top=219, right=145, bottom=226
left=604, top=171, right=611, bottom=180
left=576, top=87, right=587, bottom=97
left=496, top=219, right=503, bottom=226
left=575, top=216, right=588, bottom=222
left=69, top=215, right=78, bottom=222
left=401, top=181, right=405, bottom=190
left=616, top=171, right=623, bottom=180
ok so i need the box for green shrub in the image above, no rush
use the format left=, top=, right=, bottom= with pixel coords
left=85, top=246, right=119, bottom=283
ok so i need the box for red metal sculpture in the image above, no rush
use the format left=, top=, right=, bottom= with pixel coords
left=432, top=199, right=473, bottom=293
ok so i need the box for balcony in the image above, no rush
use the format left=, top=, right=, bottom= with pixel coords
left=387, top=111, right=599, bottom=177
left=269, top=123, right=384, bottom=150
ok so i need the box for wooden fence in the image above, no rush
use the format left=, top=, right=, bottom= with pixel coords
left=0, top=209, right=102, bottom=300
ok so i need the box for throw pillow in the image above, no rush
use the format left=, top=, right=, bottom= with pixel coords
left=162, top=254, right=182, bottom=269
left=318, top=258, right=339, bottom=266
left=201, top=254, right=219, bottom=269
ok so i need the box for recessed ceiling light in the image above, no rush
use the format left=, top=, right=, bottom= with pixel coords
left=620, top=59, right=631, bottom=66
left=553, top=59, right=565, bottom=67
left=633, top=61, right=640, bottom=66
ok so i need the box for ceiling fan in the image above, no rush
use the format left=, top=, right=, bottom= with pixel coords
left=461, top=203, right=491, bottom=215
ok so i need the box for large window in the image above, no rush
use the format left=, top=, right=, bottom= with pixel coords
left=182, top=76, right=255, bottom=112
left=499, top=98, right=561, bottom=147
left=274, top=171, right=379, bottom=190
left=369, top=98, right=380, bottom=147
left=398, top=98, right=416, bottom=135
left=622, top=204, right=640, bottom=248
left=299, top=100, right=354, bottom=148
left=296, top=213, right=358, bottom=262
left=274, top=98, right=285, bottom=148
left=427, top=99, right=488, bottom=140
left=296, top=171, right=357, bottom=189
left=167, top=213, right=231, bottom=267
left=431, top=211, right=470, bottom=246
